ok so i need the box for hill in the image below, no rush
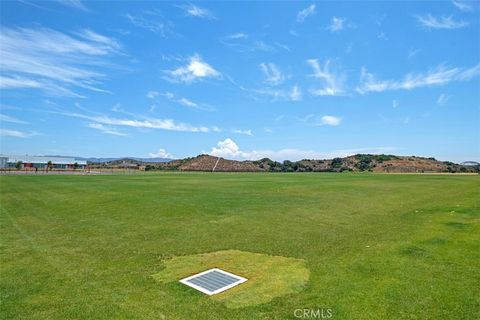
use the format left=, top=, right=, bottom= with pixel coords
left=128, top=154, right=478, bottom=173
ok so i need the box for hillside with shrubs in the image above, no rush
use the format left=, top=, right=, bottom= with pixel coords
left=116, top=154, right=480, bottom=173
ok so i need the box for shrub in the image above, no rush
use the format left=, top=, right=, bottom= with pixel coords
left=331, top=158, right=343, bottom=169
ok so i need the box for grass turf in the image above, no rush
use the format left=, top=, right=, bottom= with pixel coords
left=152, top=249, right=310, bottom=308
left=0, top=173, right=479, bottom=319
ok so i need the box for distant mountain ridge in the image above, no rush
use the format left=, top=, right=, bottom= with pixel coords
left=461, top=161, right=480, bottom=166
left=42, top=155, right=173, bottom=163
left=80, top=157, right=172, bottom=163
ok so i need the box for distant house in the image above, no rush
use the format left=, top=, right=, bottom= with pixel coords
left=0, top=155, right=87, bottom=169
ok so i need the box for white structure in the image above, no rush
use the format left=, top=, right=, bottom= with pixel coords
left=0, top=155, right=87, bottom=169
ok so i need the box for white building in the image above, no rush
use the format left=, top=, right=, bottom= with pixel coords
left=0, top=155, right=87, bottom=169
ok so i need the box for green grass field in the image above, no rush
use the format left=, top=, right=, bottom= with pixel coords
left=1, top=173, right=479, bottom=319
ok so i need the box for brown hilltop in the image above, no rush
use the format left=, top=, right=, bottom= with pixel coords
left=92, top=154, right=479, bottom=173
left=178, top=155, right=261, bottom=172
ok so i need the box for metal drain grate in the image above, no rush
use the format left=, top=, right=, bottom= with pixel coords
left=179, top=268, right=247, bottom=295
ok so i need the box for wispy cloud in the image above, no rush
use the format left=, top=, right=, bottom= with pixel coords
left=307, top=59, right=346, bottom=96
left=178, top=97, right=198, bottom=108
left=0, top=128, right=37, bottom=138
left=328, top=17, right=346, bottom=32
left=437, top=93, right=450, bottom=105
left=56, top=0, right=87, bottom=11
left=297, top=4, right=316, bottom=22
left=0, top=27, right=120, bottom=97
left=256, top=85, right=302, bottom=101
left=452, top=0, right=474, bottom=12
left=60, top=111, right=215, bottom=133
left=220, top=33, right=288, bottom=53
left=125, top=10, right=174, bottom=36
left=259, top=63, right=285, bottom=86
left=181, top=4, right=215, bottom=19
left=299, top=114, right=342, bottom=126
left=161, top=92, right=175, bottom=100
left=146, top=91, right=159, bottom=99
left=356, top=63, right=480, bottom=94
left=0, top=114, right=29, bottom=124
left=87, top=123, right=127, bottom=136
left=208, top=138, right=395, bottom=161
left=149, top=148, right=174, bottom=158
left=233, top=129, right=253, bottom=136
left=156, top=91, right=213, bottom=111
left=392, top=100, right=399, bottom=108
left=416, top=14, right=468, bottom=29
left=408, top=47, right=421, bottom=59
left=224, top=33, right=248, bottom=40
left=164, top=54, right=221, bottom=83
left=319, top=115, right=342, bottom=126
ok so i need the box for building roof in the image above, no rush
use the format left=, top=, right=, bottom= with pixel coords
left=0, top=155, right=87, bottom=165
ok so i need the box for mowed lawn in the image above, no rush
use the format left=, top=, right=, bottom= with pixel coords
left=0, top=173, right=479, bottom=319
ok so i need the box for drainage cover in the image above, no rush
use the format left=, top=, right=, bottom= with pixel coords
left=179, top=268, right=248, bottom=295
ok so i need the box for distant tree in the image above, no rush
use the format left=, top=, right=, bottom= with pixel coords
left=73, top=162, right=79, bottom=169
left=331, top=158, right=343, bottom=169
left=15, top=161, right=23, bottom=170
left=47, top=160, right=53, bottom=171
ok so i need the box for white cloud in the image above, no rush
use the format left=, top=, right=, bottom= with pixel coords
left=297, top=4, right=316, bottom=22
left=183, top=4, right=215, bottom=19
left=356, top=64, right=480, bottom=94
left=149, top=148, right=174, bottom=158
left=165, top=54, right=221, bottom=83
left=88, top=123, right=126, bottom=136
left=233, top=129, right=253, bottom=136
left=208, top=138, right=396, bottom=161
left=111, top=103, right=122, bottom=112
left=158, top=92, right=210, bottom=110
left=77, top=29, right=120, bottom=52
left=319, top=115, right=342, bottom=126
left=437, top=93, right=450, bottom=105
left=416, top=14, right=468, bottom=29
left=0, top=114, right=29, bottom=124
left=456, top=63, right=480, bottom=80
left=178, top=97, right=198, bottom=108
left=392, top=100, right=399, bottom=108
left=220, top=34, right=286, bottom=53
left=298, top=114, right=342, bottom=127
left=146, top=91, right=159, bottom=99
left=161, top=92, right=175, bottom=100
left=259, top=63, right=285, bottom=86
left=377, top=32, right=387, bottom=40
left=290, top=85, right=302, bottom=101
left=56, top=0, right=87, bottom=10
left=125, top=10, right=173, bottom=36
left=408, top=48, right=421, bottom=59
left=307, top=59, right=346, bottom=96
left=328, top=17, right=346, bottom=32
left=452, top=0, right=473, bottom=12
left=210, top=138, right=247, bottom=159
left=256, top=85, right=302, bottom=101
left=0, top=27, right=120, bottom=97
left=0, top=128, right=37, bottom=138
left=225, top=33, right=248, bottom=39
left=61, top=112, right=214, bottom=133
left=0, top=76, right=42, bottom=89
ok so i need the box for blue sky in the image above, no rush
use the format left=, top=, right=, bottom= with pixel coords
left=0, top=0, right=479, bottom=162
